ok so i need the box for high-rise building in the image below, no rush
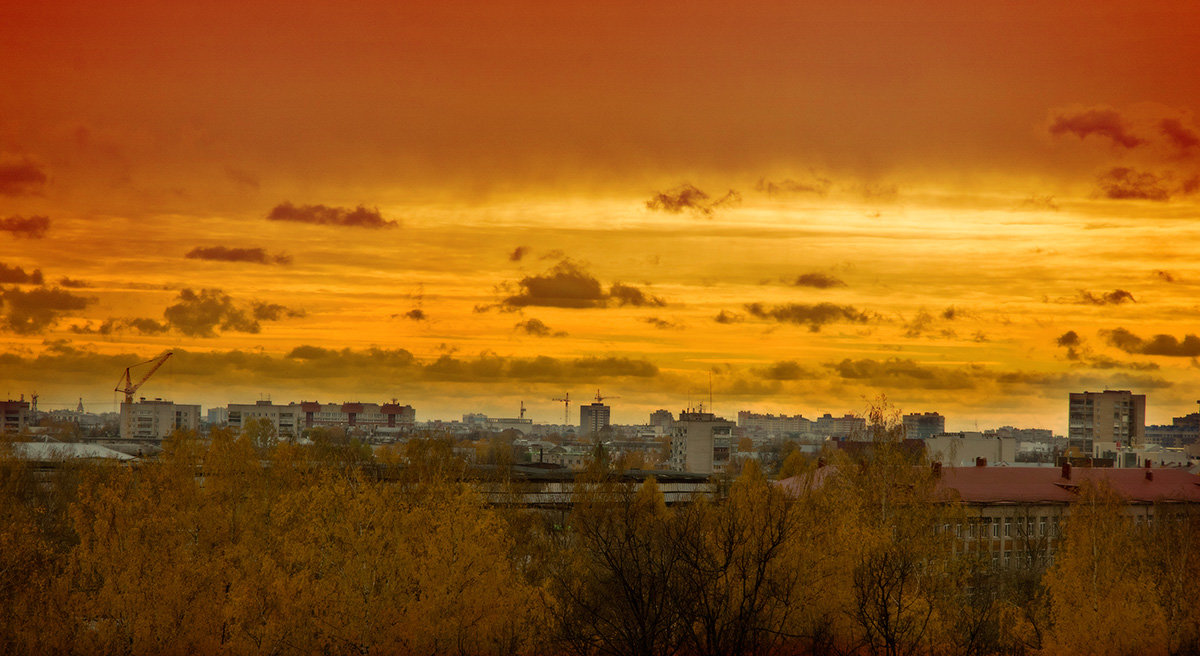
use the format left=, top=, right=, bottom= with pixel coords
left=649, top=409, right=675, bottom=428
left=1067, top=390, right=1145, bottom=460
left=669, top=411, right=736, bottom=474
left=903, top=412, right=946, bottom=440
left=815, top=413, right=867, bottom=439
left=120, top=398, right=200, bottom=440
left=580, top=402, right=611, bottom=437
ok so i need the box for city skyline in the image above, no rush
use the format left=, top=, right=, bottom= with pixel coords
left=4, top=2, right=1200, bottom=432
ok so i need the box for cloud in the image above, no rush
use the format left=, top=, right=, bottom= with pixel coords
left=1096, top=167, right=1170, bottom=201
left=1053, top=329, right=1158, bottom=370
left=1103, top=327, right=1200, bottom=357
left=1014, top=195, right=1060, bottom=212
left=1160, top=118, right=1200, bottom=152
left=185, top=246, right=292, bottom=265
left=0, top=215, right=50, bottom=238
left=0, top=287, right=92, bottom=334
left=509, top=246, right=529, bottom=262
left=399, top=308, right=427, bottom=321
left=791, top=272, right=845, bottom=289
left=714, top=310, right=744, bottom=324
left=826, top=357, right=980, bottom=390
left=159, top=289, right=301, bottom=337
left=1155, top=270, right=1178, bottom=283
left=71, top=317, right=170, bottom=336
left=755, top=360, right=816, bottom=381
left=0, top=159, right=48, bottom=196
left=224, top=166, right=261, bottom=190
left=500, top=260, right=666, bottom=309
left=514, top=318, right=566, bottom=337
left=58, top=277, right=89, bottom=288
left=1049, top=107, right=1144, bottom=148
left=1075, top=289, right=1135, bottom=305
left=0, top=263, right=44, bottom=285
left=608, top=283, right=666, bottom=307
left=1056, top=330, right=1081, bottom=348
left=267, top=202, right=397, bottom=228
left=645, top=183, right=741, bottom=217
left=639, top=316, right=682, bottom=330
left=755, top=175, right=832, bottom=197
left=744, top=302, right=872, bottom=332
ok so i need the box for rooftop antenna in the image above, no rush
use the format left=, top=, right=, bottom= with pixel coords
left=708, top=372, right=713, bottom=415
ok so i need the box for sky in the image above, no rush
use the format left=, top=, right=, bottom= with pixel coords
left=3, top=0, right=1200, bottom=432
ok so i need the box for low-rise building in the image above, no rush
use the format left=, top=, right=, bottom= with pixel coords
left=119, top=398, right=200, bottom=440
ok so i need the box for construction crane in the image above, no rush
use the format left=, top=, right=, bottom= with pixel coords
left=593, top=389, right=620, bottom=403
left=114, top=350, right=173, bottom=405
left=552, top=392, right=571, bottom=424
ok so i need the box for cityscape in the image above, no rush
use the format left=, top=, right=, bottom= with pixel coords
left=4, top=1, right=1200, bottom=655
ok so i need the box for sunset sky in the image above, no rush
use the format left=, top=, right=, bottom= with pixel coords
left=3, top=1, right=1200, bottom=431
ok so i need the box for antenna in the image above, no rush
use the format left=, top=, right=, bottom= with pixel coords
left=708, top=372, right=713, bottom=415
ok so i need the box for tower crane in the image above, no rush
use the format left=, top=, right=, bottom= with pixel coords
left=593, top=389, right=620, bottom=403
left=114, top=350, right=174, bottom=405
left=552, top=392, right=571, bottom=424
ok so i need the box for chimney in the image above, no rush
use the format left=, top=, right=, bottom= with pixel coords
left=1062, top=461, right=1072, bottom=480
left=1145, top=459, right=1152, bottom=469
left=1145, top=458, right=1153, bottom=481
left=932, top=461, right=943, bottom=478
left=975, top=457, right=987, bottom=467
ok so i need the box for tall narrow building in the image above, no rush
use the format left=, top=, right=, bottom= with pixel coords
left=1067, top=390, right=1145, bottom=462
left=580, top=402, right=611, bottom=437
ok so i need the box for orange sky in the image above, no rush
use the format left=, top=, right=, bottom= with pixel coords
left=3, top=0, right=1200, bottom=431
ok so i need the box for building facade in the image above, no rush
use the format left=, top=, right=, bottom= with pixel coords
left=815, top=413, right=867, bottom=439
left=228, top=400, right=416, bottom=437
left=119, top=398, right=200, bottom=440
left=1068, top=390, right=1145, bottom=461
left=903, top=412, right=946, bottom=440
left=669, top=411, right=736, bottom=474
left=737, top=411, right=811, bottom=440
left=1, top=399, right=31, bottom=434
left=580, top=402, right=611, bottom=437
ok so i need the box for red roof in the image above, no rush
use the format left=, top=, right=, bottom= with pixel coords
left=937, top=466, right=1200, bottom=505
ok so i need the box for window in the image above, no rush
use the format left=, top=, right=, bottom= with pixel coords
left=1003, top=517, right=1011, bottom=538
left=1039, top=517, right=1047, bottom=537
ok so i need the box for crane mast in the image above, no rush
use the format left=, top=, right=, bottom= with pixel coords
left=115, top=350, right=174, bottom=405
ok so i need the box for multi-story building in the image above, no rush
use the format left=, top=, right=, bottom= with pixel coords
left=580, top=402, right=611, bottom=438
left=1068, top=390, right=1145, bottom=462
left=1146, top=407, right=1200, bottom=448
left=649, top=409, right=675, bottom=429
left=227, top=400, right=416, bottom=437
left=902, top=412, right=945, bottom=440
left=119, top=398, right=200, bottom=440
left=669, top=411, right=736, bottom=474
left=227, top=401, right=302, bottom=437
left=1, top=398, right=31, bottom=434
left=737, top=411, right=811, bottom=439
left=815, top=413, right=867, bottom=440
left=205, top=407, right=230, bottom=426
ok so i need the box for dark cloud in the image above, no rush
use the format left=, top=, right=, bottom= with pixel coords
left=754, top=176, right=832, bottom=198
left=500, top=260, right=665, bottom=310
left=714, top=310, right=744, bottom=324
left=1014, top=195, right=1060, bottom=212
left=744, top=302, right=872, bottom=332
left=608, top=283, right=666, bottom=307
left=859, top=183, right=899, bottom=202
left=0, top=287, right=92, bottom=334
left=0, top=263, right=43, bottom=285
left=755, top=360, right=816, bottom=381
left=514, top=318, right=566, bottom=337
left=71, top=317, right=169, bottom=336
left=1049, top=107, right=1144, bottom=148
left=267, top=202, right=397, bottom=228
left=826, top=357, right=979, bottom=390
left=1056, top=331, right=1081, bottom=348
left=791, top=273, right=845, bottom=289
left=58, top=277, right=89, bottom=288
left=0, top=159, right=48, bottom=196
left=639, top=316, right=681, bottom=330
left=1103, top=327, right=1200, bottom=358
left=252, top=302, right=305, bottom=321
left=1075, top=289, right=1136, bottom=305
left=0, top=215, right=50, bottom=238
left=645, top=184, right=741, bottom=218
left=1097, top=167, right=1170, bottom=201
left=224, top=166, right=261, bottom=190
left=509, top=246, right=529, bottom=262
left=1155, top=270, right=1179, bottom=283
left=185, top=246, right=292, bottom=265
left=1160, top=118, right=1200, bottom=152
left=399, top=309, right=427, bottom=321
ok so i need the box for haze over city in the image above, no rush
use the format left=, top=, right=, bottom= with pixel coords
left=4, top=1, right=1200, bottom=432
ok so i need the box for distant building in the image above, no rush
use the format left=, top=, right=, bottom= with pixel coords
left=670, top=411, right=736, bottom=474
left=227, top=400, right=415, bottom=437
left=649, top=409, right=675, bottom=429
left=485, top=417, right=534, bottom=434
left=228, top=401, right=301, bottom=437
left=985, top=426, right=1054, bottom=442
left=120, top=398, right=200, bottom=440
left=1, top=398, right=31, bottom=434
left=738, top=411, right=811, bottom=439
left=1068, top=390, right=1145, bottom=462
left=815, top=413, right=866, bottom=440
left=1146, top=408, right=1200, bottom=448
left=903, top=412, right=945, bottom=440
left=580, top=402, right=611, bottom=437
left=924, top=432, right=1017, bottom=467
left=206, top=407, right=230, bottom=426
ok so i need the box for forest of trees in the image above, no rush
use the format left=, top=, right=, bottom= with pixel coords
left=2, top=423, right=1199, bottom=656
